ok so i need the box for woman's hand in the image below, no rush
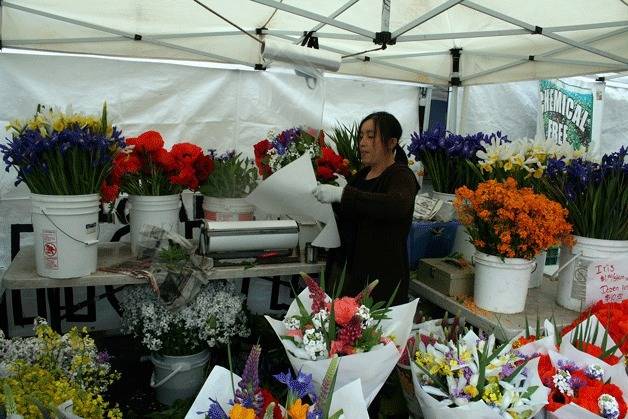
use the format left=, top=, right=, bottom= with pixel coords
left=313, top=184, right=344, bottom=203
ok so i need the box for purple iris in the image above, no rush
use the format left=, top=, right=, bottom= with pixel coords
left=274, top=369, right=315, bottom=399
left=204, top=398, right=228, bottom=419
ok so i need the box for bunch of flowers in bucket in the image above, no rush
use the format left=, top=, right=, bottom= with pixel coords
left=407, top=124, right=508, bottom=193
left=561, top=300, right=628, bottom=354
left=541, top=146, right=628, bottom=240
left=101, top=130, right=214, bottom=202
left=197, top=345, right=369, bottom=419
left=199, top=150, right=258, bottom=198
left=266, top=274, right=418, bottom=405
left=118, top=278, right=249, bottom=356
left=0, top=318, right=122, bottom=418
left=454, top=178, right=574, bottom=261
left=253, top=127, right=349, bottom=184
left=0, top=103, right=124, bottom=196
left=475, top=136, right=585, bottom=188
left=410, top=328, right=548, bottom=418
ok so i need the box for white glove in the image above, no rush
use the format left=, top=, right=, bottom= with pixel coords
left=313, top=184, right=344, bottom=203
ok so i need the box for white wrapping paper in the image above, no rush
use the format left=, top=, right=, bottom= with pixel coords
left=510, top=319, right=558, bottom=357
left=246, top=153, right=340, bottom=248
left=184, top=365, right=369, bottom=419
left=410, top=356, right=548, bottom=419
left=266, top=288, right=419, bottom=406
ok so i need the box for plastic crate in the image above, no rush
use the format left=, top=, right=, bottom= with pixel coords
left=407, top=220, right=459, bottom=269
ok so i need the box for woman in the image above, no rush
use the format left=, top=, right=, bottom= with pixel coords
left=313, top=111, right=419, bottom=305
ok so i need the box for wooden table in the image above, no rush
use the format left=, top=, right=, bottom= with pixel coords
left=1, top=243, right=325, bottom=333
left=409, top=276, right=579, bottom=339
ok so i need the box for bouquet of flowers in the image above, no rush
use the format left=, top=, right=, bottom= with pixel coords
left=509, top=316, right=559, bottom=358
left=476, top=136, right=585, bottom=188
left=537, top=350, right=627, bottom=418
left=407, top=125, right=508, bottom=193
left=253, top=127, right=349, bottom=184
left=199, top=150, right=258, bottom=198
left=1, top=103, right=125, bottom=197
left=454, top=178, right=574, bottom=260
left=188, top=345, right=369, bottom=419
left=542, top=146, right=628, bottom=240
left=266, top=274, right=418, bottom=405
left=119, top=279, right=249, bottom=356
left=411, top=329, right=548, bottom=418
left=0, top=319, right=122, bottom=418
left=101, top=130, right=214, bottom=202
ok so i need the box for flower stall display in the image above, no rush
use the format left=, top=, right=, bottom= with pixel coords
left=199, top=150, right=258, bottom=221
left=188, top=345, right=369, bottom=419
left=509, top=316, right=558, bottom=358
left=103, top=130, right=213, bottom=254
left=117, top=233, right=249, bottom=405
left=253, top=127, right=349, bottom=185
left=266, top=274, right=418, bottom=405
left=475, top=136, right=588, bottom=287
left=410, top=329, right=548, bottom=419
left=0, top=319, right=122, bottom=418
left=0, top=104, right=125, bottom=278
left=454, top=178, right=574, bottom=313
left=537, top=350, right=627, bottom=418
left=542, top=146, right=628, bottom=310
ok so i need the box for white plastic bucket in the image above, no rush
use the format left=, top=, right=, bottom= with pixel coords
left=473, top=251, right=534, bottom=314
left=150, top=349, right=210, bottom=406
left=129, top=194, right=180, bottom=255
left=557, top=235, right=628, bottom=311
left=202, top=196, right=255, bottom=221
left=31, top=193, right=100, bottom=279
left=451, top=225, right=476, bottom=261
left=528, top=251, right=547, bottom=288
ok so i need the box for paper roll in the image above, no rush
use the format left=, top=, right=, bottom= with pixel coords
left=205, top=220, right=299, bottom=252
left=262, top=39, right=342, bottom=72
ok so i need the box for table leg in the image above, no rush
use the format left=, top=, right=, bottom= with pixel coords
left=46, top=288, right=62, bottom=332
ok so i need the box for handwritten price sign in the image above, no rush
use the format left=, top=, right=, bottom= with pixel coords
left=585, top=259, right=628, bottom=307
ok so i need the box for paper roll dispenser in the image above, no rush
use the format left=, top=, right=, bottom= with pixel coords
left=198, top=220, right=299, bottom=256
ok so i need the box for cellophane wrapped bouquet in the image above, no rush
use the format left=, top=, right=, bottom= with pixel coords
left=266, top=274, right=418, bottom=405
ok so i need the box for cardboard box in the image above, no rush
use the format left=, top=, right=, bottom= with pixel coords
left=417, top=258, right=474, bottom=297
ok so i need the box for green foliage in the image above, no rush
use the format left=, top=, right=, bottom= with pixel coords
left=327, top=122, right=361, bottom=175
left=200, top=152, right=258, bottom=198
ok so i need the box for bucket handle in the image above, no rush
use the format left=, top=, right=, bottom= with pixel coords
left=41, top=208, right=100, bottom=246
left=150, top=362, right=190, bottom=388
left=549, top=252, right=582, bottom=281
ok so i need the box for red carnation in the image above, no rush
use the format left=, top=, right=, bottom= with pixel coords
left=170, top=166, right=199, bottom=190
left=100, top=181, right=120, bottom=203
left=127, top=130, right=165, bottom=153
left=316, top=165, right=335, bottom=182
left=171, top=142, right=203, bottom=165
left=194, top=154, right=214, bottom=184
left=154, top=148, right=176, bottom=171
left=562, top=300, right=628, bottom=354
left=572, top=340, right=621, bottom=365
left=253, top=139, right=272, bottom=158
left=111, top=153, right=142, bottom=179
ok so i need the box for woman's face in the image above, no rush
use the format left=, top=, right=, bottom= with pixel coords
left=359, top=118, right=393, bottom=167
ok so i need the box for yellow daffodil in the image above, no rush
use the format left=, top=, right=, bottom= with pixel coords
left=464, top=385, right=479, bottom=398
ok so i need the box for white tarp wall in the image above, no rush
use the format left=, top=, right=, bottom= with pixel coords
left=457, top=78, right=628, bottom=155
left=0, top=51, right=422, bottom=267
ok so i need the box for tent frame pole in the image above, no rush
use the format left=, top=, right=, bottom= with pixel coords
left=391, top=0, right=463, bottom=38
left=381, top=0, right=391, bottom=32
left=296, top=0, right=361, bottom=44
left=249, top=0, right=375, bottom=39
left=446, top=48, right=462, bottom=133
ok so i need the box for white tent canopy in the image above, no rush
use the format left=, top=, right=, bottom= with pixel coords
left=2, top=0, right=628, bottom=86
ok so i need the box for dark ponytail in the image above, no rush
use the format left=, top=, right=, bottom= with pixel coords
left=359, top=111, right=408, bottom=164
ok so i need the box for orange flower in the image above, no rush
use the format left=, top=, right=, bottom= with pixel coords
left=288, top=399, right=310, bottom=419
left=329, top=297, right=359, bottom=326
left=454, top=177, right=574, bottom=259
left=229, top=404, right=256, bottom=419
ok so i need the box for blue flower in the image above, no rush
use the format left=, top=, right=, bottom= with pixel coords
left=274, top=369, right=315, bottom=399
left=204, top=398, right=228, bottom=419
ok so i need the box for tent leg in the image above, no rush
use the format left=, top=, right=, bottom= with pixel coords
left=446, top=86, right=459, bottom=133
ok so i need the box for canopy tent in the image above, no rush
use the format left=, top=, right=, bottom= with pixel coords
left=1, top=0, right=628, bottom=86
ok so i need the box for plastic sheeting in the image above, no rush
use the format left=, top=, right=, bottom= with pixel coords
left=1, top=0, right=627, bottom=85
left=457, top=78, right=628, bottom=155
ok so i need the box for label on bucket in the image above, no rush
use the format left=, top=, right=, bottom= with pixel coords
left=570, top=258, right=589, bottom=301
left=585, top=258, right=628, bottom=307
left=85, top=222, right=97, bottom=234
left=42, top=229, right=59, bottom=270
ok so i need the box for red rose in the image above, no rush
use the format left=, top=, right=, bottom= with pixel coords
left=330, top=297, right=359, bottom=326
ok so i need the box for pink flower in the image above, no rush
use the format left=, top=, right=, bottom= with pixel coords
left=287, top=329, right=303, bottom=339
left=329, top=297, right=359, bottom=326
left=330, top=340, right=356, bottom=356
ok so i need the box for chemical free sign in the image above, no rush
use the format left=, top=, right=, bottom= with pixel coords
left=586, top=259, right=628, bottom=307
